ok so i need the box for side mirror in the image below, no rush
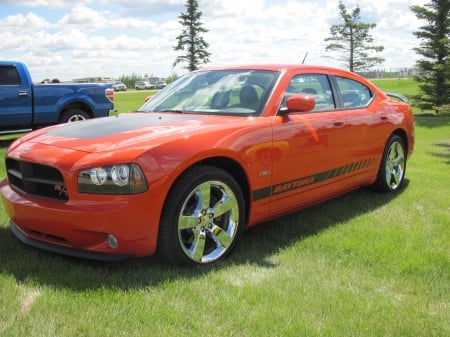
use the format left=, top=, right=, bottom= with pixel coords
left=281, top=94, right=315, bottom=113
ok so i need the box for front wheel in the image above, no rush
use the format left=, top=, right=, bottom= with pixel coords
left=374, top=134, right=406, bottom=192
left=60, top=109, right=90, bottom=123
left=157, top=165, right=246, bottom=266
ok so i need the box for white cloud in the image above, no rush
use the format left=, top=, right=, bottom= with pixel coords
left=57, top=6, right=109, bottom=28
left=0, top=12, right=51, bottom=29
left=0, top=0, right=93, bottom=9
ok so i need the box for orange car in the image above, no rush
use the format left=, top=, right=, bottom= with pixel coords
left=0, top=65, right=414, bottom=266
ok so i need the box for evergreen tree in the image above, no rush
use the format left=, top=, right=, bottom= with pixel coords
left=173, top=0, right=211, bottom=72
left=324, top=1, right=384, bottom=72
left=411, top=0, right=450, bottom=112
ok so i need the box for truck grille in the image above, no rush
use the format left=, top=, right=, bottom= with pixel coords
left=6, top=158, right=68, bottom=201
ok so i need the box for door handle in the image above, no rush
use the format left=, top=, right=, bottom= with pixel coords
left=18, top=91, right=28, bottom=97
left=333, top=120, right=344, bottom=127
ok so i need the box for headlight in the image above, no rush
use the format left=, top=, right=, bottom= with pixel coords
left=78, top=164, right=148, bottom=194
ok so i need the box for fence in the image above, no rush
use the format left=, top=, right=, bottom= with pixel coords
left=357, top=68, right=421, bottom=79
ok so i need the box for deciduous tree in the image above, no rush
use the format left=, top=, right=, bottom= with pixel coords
left=173, top=0, right=211, bottom=72
left=411, top=0, right=450, bottom=112
left=324, top=1, right=384, bottom=72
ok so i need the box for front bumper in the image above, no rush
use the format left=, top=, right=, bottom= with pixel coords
left=1, top=179, right=160, bottom=259
left=10, top=220, right=130, bottom=261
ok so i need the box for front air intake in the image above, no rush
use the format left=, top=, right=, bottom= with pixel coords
left=6, top=158, right=68, bottom=201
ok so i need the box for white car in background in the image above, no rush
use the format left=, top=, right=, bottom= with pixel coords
left=156, top=81, right=167, bottom=89
left=135, top=81, right=152, bottom=90
left=112, top=81, right=127, bottom=91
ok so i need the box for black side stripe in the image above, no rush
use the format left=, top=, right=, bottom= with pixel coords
left=252, top=158, right=376, bottom=201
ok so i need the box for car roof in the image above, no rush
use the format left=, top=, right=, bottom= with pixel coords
left=194, top=64, right=375, bottom=90
left=196, top=64, right=347, bottom=73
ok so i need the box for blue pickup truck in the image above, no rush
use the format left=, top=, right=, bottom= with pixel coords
left=0, top=61, right=114, bottom=134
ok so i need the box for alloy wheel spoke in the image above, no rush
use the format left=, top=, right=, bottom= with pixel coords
left=190, top=228, right=206, bottom=261
left=198, top=183, right=211, bottom=210
left=209, top=223, right=233, bottom=249
left=393, top=154, right=405, bottom=167
left=211, top=194, right=237, bottom=218
left=391, top=169, right=400, bottom=185
left=389, top=143, right=398, bottom=160
left=178, top=214, right=200, bottom=230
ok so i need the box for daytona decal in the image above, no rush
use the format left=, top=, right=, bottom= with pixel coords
left=252, top=157, right=376, bottom=201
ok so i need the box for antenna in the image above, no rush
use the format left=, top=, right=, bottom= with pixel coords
left=302, top=52, right=308, bottom=64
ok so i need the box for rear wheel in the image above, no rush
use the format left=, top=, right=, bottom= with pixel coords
left=374, top=134, right=406, bottom=192
left=158, top=165, right=245, bottom=266
left=60, top=109, right=89, bottom=123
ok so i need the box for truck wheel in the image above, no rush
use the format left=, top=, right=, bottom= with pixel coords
left=60, top=109, right=90, bottom=123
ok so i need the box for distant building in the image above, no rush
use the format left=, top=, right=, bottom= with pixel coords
left=72, top=76, right=113, bottom=83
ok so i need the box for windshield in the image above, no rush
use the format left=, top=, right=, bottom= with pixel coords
left=137, top=69, right=280, bottom=116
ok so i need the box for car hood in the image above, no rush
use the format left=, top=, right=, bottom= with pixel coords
left=21, top=113, right=240, bottom=153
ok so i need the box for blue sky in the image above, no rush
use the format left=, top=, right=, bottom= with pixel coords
left=0, top=0, right=428, bottom=81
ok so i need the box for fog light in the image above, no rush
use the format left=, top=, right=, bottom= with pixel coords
left=107, top=234, right=118, bottom=249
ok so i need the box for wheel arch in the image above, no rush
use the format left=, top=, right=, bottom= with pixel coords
left=165, top=156, right=251, bottom=224
left=392, top=128, right=409, bottom=154
left=60, top=102, right=93, bottom=119
left=201, top=157, right=250, bottom=216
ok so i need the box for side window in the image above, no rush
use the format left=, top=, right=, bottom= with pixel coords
left=335, top=76, right=373, bottom=108
left=0, top=66, right=21, bottom=85
left=285, top=74, right=335, bottom=112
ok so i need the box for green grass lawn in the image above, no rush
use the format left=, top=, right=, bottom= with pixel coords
left=372, top=78, right=419, bottom=97
left=0, top=82, right=448, bottom=337
left=112, top=89, right=158, bottom=114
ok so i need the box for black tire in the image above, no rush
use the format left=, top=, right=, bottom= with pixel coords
left=59, top=108, right=90, bottom=123
left=373, top=134, right=406, bottom=192
left=157, top=165, right=246, bottom=266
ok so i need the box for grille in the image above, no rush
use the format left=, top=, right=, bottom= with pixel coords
left=6, top=158, right=68, bottom=201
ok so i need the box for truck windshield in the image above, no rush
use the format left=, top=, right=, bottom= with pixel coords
left=136, top=69, right=280, bottom=116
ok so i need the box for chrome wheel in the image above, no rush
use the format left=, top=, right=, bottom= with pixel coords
left=178, top=180, right=239, bottom=263
left=158, top=165, right=245, bottom=266
left=384, top=140, right=405, bottom=190
left=374, top=134, right=407, bottom=192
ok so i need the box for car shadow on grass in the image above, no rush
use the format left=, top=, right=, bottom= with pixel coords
left=431, top=141, right=450, bottom=165
left=231, top=182, right=409, bottom=266
left=0, top=182, right=408, bottom=291
left=414, top=115, right=450, bottom=128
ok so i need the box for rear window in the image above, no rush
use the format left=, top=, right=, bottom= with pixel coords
left=0, top=66, right=21, bottom=85
left=335, top=76, right=373, bottom=108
